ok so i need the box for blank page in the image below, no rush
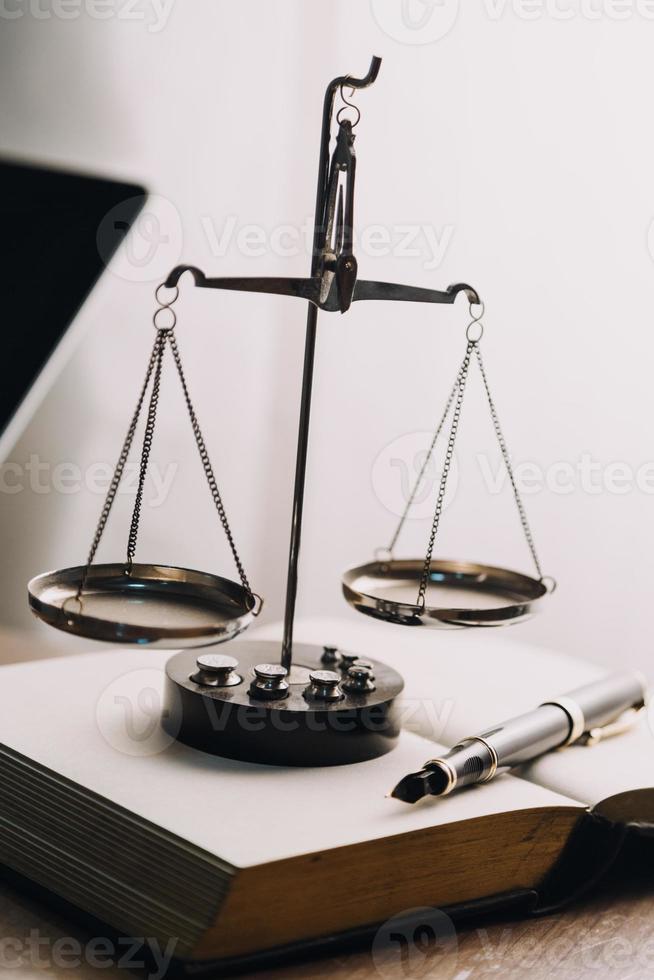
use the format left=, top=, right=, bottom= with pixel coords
left=253, top=616, right=653, bottom=808
left=0, top=648, right=579, bottom=868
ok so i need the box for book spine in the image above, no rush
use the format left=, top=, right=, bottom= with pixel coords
left=533, top=811, right=628, bottom=915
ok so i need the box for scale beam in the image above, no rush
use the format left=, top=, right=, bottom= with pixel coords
left=164, top=265, right=481, bottom=313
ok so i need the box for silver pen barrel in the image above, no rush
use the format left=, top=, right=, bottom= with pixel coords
left=429, top=671, right=646, bottom=796
left=556, top=671, right=646, bottom=732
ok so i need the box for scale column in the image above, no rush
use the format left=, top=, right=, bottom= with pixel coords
left=281, top=302, right=318, bottom=672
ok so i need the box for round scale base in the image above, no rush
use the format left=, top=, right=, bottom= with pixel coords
left=163, top=641, right=404, bottom=767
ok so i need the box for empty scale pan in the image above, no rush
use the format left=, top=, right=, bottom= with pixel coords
left=342, top=558, right=551, bottom=627
left=29, top=563, right=259, bottom=647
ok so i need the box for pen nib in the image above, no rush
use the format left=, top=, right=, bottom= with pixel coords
left=389, top=769, right=434, bottom=804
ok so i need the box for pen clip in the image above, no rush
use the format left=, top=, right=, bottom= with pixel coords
left=578, top=703, right=646, bottom=747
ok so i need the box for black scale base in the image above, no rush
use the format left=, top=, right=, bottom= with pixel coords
left=163, top=641, right=405, bottom=766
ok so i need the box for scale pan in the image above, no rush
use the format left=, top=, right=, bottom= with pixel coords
left=342, top=558, right=548, bottom=628
left=28, top=563, right=258, bottom=648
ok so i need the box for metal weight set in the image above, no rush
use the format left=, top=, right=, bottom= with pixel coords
left=29, top=57, right=554, bottom=766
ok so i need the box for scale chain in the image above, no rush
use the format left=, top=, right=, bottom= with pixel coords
left=75, top=332, right=163, bottom=599
left=167, top=331, right=252, bottom=595
left=417, top=341, right=474, bottom=607
left=387, top=306, right=546, bottom=605
left=126, top=330, right=167, bottom=571
left=474, top=344, right=544, bottom=581
left=386, top=372, right=460, bottom=558
left=76, top=292, right=253, bottom=601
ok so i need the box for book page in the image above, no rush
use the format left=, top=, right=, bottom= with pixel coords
left=253, top=615, right=653, bottom=808
left=0, top=648, right=580, bottom=868
left=520, top=719, right=654, bottom=806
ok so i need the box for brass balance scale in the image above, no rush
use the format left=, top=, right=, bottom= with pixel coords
left=28, top=58, right=554, bottom=766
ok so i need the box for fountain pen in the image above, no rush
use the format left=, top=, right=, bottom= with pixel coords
left=391, top=670, right=647, bottom=804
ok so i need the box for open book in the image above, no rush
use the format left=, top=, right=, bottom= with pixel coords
left=0, top=617, right=652, bottom=973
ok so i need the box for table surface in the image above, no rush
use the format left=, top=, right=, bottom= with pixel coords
left=1, top=633, right=652, bottom=979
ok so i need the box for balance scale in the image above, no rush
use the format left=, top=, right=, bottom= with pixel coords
left=28, top=58, right=554, bottom=767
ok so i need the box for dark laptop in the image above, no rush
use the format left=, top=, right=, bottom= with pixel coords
left=1, top=160, right=145, bottom=454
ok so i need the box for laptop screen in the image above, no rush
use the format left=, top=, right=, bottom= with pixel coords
left=1, top=160, right=145, bottom=453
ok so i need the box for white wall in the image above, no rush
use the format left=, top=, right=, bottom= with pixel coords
left=1, top=1, right=653, bottom=670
